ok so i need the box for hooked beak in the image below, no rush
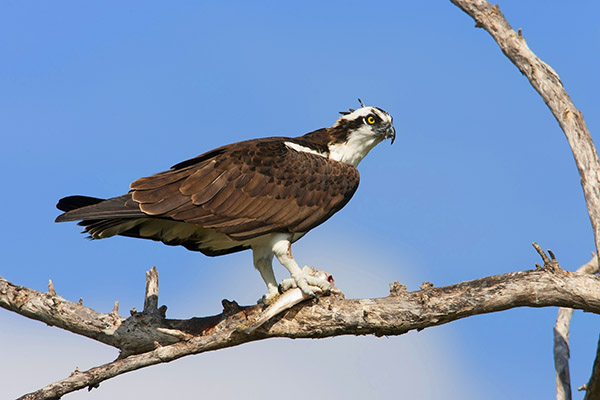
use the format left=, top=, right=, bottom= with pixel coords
left=385, top=125, right=396, bottom=145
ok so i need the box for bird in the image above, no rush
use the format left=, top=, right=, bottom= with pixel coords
left=56, top=102, right=396, bottom=301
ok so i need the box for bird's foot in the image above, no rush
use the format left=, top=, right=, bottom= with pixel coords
left=242, top=267, right=337, bottom=334
left=279, top=266, right=332, bottom=298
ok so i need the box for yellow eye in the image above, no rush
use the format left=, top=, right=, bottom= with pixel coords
left=366, top=115, right=376, bottom=125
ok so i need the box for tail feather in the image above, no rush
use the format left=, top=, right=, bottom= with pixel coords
left=56, top=195, right=104, bottom=212
left=55, top=193, right=248, bottom=256
left=55, top=194, right=145, bottom=222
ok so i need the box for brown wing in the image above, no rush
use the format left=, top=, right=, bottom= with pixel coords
left=130, top=138, right=360, bottom=240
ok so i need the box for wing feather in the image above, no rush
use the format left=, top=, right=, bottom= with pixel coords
left=131, top=182, right=180, bottom=204
left=124, top=138, right=359, bottom=239
left=179, top=165, right=222, bottom=195
left=190, top=171, right=229, bottom=205
left=138, top=194, right=189, bottom=215
left=209, top=188, right=247, bottom=215
left=131, top=168, right=191, bottom=190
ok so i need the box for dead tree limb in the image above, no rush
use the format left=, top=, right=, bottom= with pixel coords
left=449, top=1, right=600, bottom=397
left=450, top=0, right=600, bottom=266
left=554, top=254, right=599, bottom=400
left=584, top=335, right=600, bottom=400
left=2, top=245, right=600, bottom=399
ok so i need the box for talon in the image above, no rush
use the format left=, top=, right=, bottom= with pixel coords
left=283, top=269, right=331, bottom=298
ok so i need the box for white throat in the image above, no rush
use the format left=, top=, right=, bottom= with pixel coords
left=328, top=125, right=382, bottom=167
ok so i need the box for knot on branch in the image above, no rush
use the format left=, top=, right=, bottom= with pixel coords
left=417, top=281, right=435, bottom=304
left=222, top=299, right=244, bottom=317
left=532, top=242, right=563, bottom=273
left=389, top=281, right=407, bottom=297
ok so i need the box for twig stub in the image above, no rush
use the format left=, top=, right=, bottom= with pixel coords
left=532, top=243, right=563, bottom=273
left=532, top=242, right=550, bottom=264
left=144, top=266, right=159, bottom=315
left=47, top=280, right=56, bottom=296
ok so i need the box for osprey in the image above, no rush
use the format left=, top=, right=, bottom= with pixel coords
left=56, top=104, right=395, bottom=300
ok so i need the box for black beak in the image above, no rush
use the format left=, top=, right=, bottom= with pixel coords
left=386, top=125, right=396, bottom=145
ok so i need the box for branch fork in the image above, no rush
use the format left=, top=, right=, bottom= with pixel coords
left=4, top=243, right=600, bottom=400
left=532, top=242, right=563, bottom=274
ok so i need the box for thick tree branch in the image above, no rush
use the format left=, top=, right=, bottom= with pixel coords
left=450, top=0, right=600, bottom=261
left=3, top=249, right=600, bottom=399
left=449, top=1, right=600, bottom=397
left=0, top=275, right=182, bottom=356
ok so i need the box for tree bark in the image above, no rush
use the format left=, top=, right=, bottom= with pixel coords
left=2, top=250, right=600, bottom=399
left=449, top=1, right=600, bottom=397
left=450, top=0, right=600, bottom=263
left=554, top=254, right=599, bottom=400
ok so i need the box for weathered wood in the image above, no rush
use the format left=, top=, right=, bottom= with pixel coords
left=554, top=255, right=599, bottom=400
left=585, top=336, right=600, bottom=400
left=143, top=266, right=159, bottom=314
left=449, top=2, right=600, bottom=397
left=450, top=0, right=600, bottom=266
left=4, top=257, right=600, bottom=399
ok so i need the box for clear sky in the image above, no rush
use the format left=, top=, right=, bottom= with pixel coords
left=1, top=1, right=599, bottom=399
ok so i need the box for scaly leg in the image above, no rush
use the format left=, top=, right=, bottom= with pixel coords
left=271, top=235, right=331, bottom=297
left=252, top=245, right=279, bottom=303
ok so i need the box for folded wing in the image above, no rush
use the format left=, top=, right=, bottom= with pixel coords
left=56, top=137, right=360, bottom=252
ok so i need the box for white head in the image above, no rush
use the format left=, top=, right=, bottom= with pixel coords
left=327, top=105, right=395, bottom=166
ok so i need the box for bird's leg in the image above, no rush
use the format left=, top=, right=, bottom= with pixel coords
left=252, top=246, right=279, bottom=304
left=272, top=237, right=331, bottom=297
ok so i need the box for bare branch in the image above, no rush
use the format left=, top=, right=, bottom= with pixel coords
left=450, top=0, right=600, bottom=260
left=2, top=254, right=600, bottom=399
left=585, top=335, right=600, bottom=400
left=449, top=2, right=600, bottom=397
left=554, top=254, right=599, bottom=400
left=0, top=275, right=182, bottom=355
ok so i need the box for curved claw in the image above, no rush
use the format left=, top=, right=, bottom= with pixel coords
left=279, top=268, right=331, bottom=297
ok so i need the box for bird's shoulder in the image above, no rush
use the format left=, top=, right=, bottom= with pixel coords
left=132, top=136, right=359, bottom=191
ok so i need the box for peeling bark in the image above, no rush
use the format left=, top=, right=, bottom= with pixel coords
left=2, top=249, right=600, bottom=399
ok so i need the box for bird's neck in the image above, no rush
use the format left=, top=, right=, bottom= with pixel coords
left=297, top=126, right=380, bottom=167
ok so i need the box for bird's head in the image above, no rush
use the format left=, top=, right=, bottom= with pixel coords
left=327, top=103, right=396, bottom=167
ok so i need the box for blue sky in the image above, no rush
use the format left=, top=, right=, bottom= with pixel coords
left=1, top=1, right=599, bottom=399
